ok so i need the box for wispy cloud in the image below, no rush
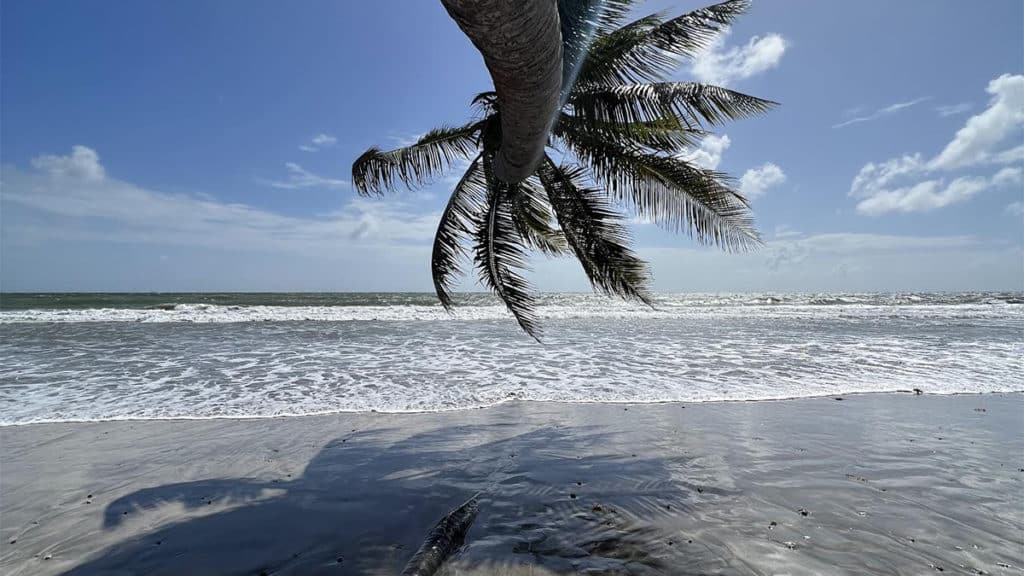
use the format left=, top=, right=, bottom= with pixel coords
left=690, top=32, right=787, bottom=85
left=298, top=133, right=338, bottom=152
left=1005, top=201, right=1024, bottom=218
left=262, top=162, right=348, bottom=190
left=849, top=74, right=1024, bottom=216
left=935, top=102, right=973, bottom=117
left=5, top=146, right=434, bottom=252
left=832, top=97, right=930, bottom=129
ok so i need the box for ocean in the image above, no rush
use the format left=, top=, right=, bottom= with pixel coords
left=1, top=292, right=1021, bottom=425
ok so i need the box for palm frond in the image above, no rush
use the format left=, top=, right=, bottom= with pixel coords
left=575, top=13, right=673, bottom=87
left=556, top=111, right=705, bottom=152
left=473, top=153, right=542, bottom=340
left=352, top=122, right=483, bottom=196
left=558, top=0, right=644, bottom=100
left=511, top=178, right=569, bottom=256
left=574, top=0, right=750, bottom=88
left=432, top=154, right=488, bottom=310
left=471, top=91, right=498, bottom=116
left=559, top=127, right=761, bottom=251
left=570, top=82, right=777, bottom=129
left=538, top=157, right=651, bottom=303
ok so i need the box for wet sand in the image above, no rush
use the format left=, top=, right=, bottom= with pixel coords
left=1, top=394, right=1021, bottom=575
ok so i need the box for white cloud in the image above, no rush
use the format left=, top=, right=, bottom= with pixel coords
left=4, top=147, right=433, bottom=254
left=854, top=176, right=990, bottom=216
left=849, top=74, right=1024, bottom=215
left=831, top=97, right=929, bottom=129
left=678, top=135, right=785, bottom=202
left=263, top=162, right=348, bottom=190
left=739, top=163, right=785, bottom=200
left=849, top=154, right=926, bottom=198
left=299, top=133, right=338, bottom=152
left=929, top=74, right=1024, bottom=170
left=690, top=33, right=787, bottom=85
left=992, top=145, right=1024, bottom=165
left=992, top=166, right=1023, bottom=188
left=853, top=166, right=1019, bottom=216
left=1006, top=201, right=1024, bottom=217
left=682, top=134, right=731, bottom=170
left=311, top=134, right=337, bottom=147
left=30, top=145, right=106, bottom=181
left=935, top=102, right=973, bottom=117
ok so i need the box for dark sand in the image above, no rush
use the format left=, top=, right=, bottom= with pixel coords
left=1, top=394, right=1021, bottom=575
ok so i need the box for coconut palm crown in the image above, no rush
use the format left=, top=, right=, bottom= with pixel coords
left=352, top=0, right=776, bottom=340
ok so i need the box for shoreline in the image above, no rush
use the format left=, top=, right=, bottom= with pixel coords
left=2, top=393, right=1022, bottom=575
left=3, top=390, right=1022, bottom=428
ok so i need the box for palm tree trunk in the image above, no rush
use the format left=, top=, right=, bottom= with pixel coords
left=441, top=0, right=562, bottom=184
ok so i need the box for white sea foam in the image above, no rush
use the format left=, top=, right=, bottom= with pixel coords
left=1, top=297, right=1021, bottom=425
left=1, top=296, right=1021, bottom=324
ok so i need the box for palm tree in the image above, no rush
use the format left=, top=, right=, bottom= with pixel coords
left=352, top=0, right=776, bottom=339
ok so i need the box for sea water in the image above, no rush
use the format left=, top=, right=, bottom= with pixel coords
left=1, top=292, right=1021, bottom=425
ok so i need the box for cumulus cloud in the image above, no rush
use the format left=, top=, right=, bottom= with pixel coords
left=690, top=33, right=787, bottom=85
left=739, top=163, right=785, bottom=200
left=831, top=97, right=930, bottom=129
left=299, top=133, right=338, bottom=152
left=262, top=162, right=348, bottom=189
left=853, top=166, right=1020, bottom=216
left=855, top=176, right=989, bottom=215
left=683, top=134, right=731, bottom=170
left=929, top=74, right=1024, bottom=170
left=30, top=145, right=106, bottom=181
left=849, top=74, right=1024, bottom=215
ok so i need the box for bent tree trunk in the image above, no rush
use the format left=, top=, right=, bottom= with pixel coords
left=441, top=0, right=562, bottom=184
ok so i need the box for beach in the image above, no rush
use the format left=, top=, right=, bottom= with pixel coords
left=2, top=393, right=1021, bottom=575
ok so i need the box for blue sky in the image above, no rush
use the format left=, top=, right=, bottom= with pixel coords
left=2, top=0, right=1022, bottom=292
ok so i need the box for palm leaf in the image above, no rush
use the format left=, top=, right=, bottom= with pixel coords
left=352, top=122, right=483, bottom=196
left=473, top=153, right=542, bottom=340
left=558, top=0, right=643, bottom=101
left=556, top=111, right=705, bottom=153
left=569, top=82, right=778, bottom=129
left=432, top=154, right=488, bottom=310
left=559, top=126, right=761, bottom=251
left=539, top=157, right=651, bottom=303
left=575, top=0, right=750, bottom=88
left=510, top=177, right=569, bottom=256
